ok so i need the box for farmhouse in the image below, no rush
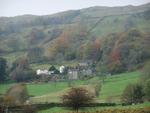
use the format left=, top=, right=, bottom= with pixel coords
left=59, top=65, right=65, bottom=74
left=36, top=69, right=56, bottom=75
left=81, top=68, right=92, bottom=76
left=68, top=68, right=78, bottom=80
left=36, top=69, right=51, bottom=75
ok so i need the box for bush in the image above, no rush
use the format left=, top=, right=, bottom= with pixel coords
left=121, top=83, right=144, bottom=104
left=144, top=79, right=150, bottom=101
left=141, top=61, right=150, bottom=82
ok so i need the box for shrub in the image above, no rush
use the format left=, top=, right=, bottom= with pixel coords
left=141, top=61, right=150, bottom=82
left=121, top=83, right=144, bottom=104
left=144, top=79, right=150, bottom=101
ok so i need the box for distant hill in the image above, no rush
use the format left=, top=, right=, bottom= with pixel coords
left=0, top=3, right=150, bottom=73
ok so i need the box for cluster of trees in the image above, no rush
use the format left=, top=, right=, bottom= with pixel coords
left=0, top=57, right=37, bottom=83
left=10, top=57, right=36, bottom=82
left=1, top=17, right=149, bottom=76
left=98, top=29, right=150, bottom=74
left=121, top=61, right=150, bottom=104
left=77, top=39, right=102, bottom=61
left=28, top=28, right=45, bottom=45
left=47, top=29, right=150, bottom=75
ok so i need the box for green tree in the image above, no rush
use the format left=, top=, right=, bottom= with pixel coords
left=0, top=57, right=7, bottom=83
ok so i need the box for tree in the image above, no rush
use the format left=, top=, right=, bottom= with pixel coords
left=77, top=39, right=101, bottom=61
left=6, top=38, right=24, bottom=51
left=144, top=79, right=150, bottom=101
left=61, top=87, right=94, bottom=112
left=141, top=61, right=150, bottom=82
left=10, top=57, right=35, bottom=82
left=10, top=57, right=29, bottom=71
left=121, top=83, right=144, bottom=104
left=11, top=68, right=35, bottom=82
left=48, top=29, right=70, bottom=61
left=96, top=64, right=108, bottom=83
left=4, top=83, right=29, bottom=105
left=108, top=48, right=123, bottom=74
left=27, top=47, right=43, bottom=63
left=0, top=57, right=7, bottom=83
left=29, top=28, right=45, bottom=45
left=94, top=81, right=102, bottom=97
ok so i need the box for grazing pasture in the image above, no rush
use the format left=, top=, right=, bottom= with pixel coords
left=0, top=71, right=140, bottom=103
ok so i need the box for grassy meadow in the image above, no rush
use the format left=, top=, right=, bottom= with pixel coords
left=1, top=71, right=150, bottom=112
left=0, top=71, right=140, bottom=103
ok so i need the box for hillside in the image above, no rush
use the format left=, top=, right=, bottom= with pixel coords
left=0, top=3, right=150, bottom=73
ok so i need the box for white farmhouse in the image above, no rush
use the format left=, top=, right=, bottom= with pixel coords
left=36, top=69, right=48, bottom=75
left=59, top=65, right=65, bottom=74
left=36, top=69, right=55, bottom=75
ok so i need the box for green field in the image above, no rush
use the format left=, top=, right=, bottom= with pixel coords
left=0, top=71, right=140, bottom=103
left=1, top=71, right=150, bottom=112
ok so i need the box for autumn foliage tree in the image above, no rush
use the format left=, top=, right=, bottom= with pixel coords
left=48, top=29, right=71, bottom=61
left=4, top=83, right=29, bottom=105
left=61, top=87, right=94, bottom=112
left=77, top=39, right=101, bottom=61
left=108, top=48, right=123, bottom=74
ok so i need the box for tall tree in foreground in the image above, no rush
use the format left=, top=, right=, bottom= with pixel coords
left=61, top=87, right=94, bottom=112
left=0, top=57, right=7, bottom=83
